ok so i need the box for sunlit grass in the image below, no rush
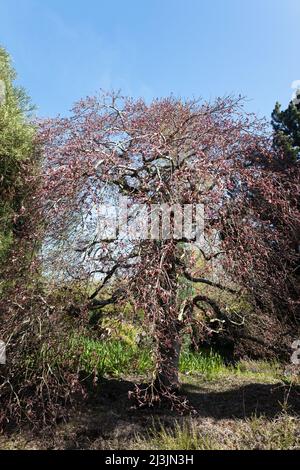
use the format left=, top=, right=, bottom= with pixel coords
left=67, top=336, right=228, bottom=379
left=136, top=420, right=218, bottom=450
left=135, top=413, right=300, bottom=450
left=179, top=349, right=226, bottom=378
left=67, top=335, right=153, bottom=377
left=64, top=334, right=283, bottom=382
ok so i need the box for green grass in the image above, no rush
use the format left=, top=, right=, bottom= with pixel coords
left=233, top=359, right=283, bottom=382
left=67, top=335, right=227, bottom=379
left=179, top=349, right=226, bottom=378
left=64, top=334, right=283, bottom=382
left=36, top=315, right=284, bottom=383
left=136, top=420, right=218, bottom=450
left=180, top=350, right=282, bottom=382
left=135, top=414, right=300, bottom=450
left=68, top=335, right=153, bottom=377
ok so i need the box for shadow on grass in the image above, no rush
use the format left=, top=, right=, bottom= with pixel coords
left=57, top=377, right=300, bottom=449
left=184, top=381, right=300, bottom=419
left=89, top=376, right=300, bottom=420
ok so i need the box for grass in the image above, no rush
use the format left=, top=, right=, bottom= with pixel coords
left=64, top=333, right=284, bottom=383
left=180, top=349, right=226, bottom=378
left=234, top=359, right=283, bottom=382
left=136, top=420, right=218, bottom=450
left=68, top=335, right=153, bottom=377
left=180, top=349, right=283, bottom=382
left=135, top=413, right=300, bottom=450
left=1, top=335, right=299, bottom=450
left=67, top=335, right=228, bottom=379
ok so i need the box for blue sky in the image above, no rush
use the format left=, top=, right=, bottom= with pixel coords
left=0, top=0, right=299, bottom=119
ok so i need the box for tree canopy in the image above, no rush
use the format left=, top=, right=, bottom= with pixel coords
left=272, top=91, right=300, bottom=166
left=0, top=47, right=36, bottom=265
left=37, top=92, right=300, bottom=402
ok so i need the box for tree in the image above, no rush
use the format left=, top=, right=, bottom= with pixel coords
left=38, top=92, right=299, bottom=405
left=270, top=92, right=300, bottom=316
left=0, top=46, right=37, bottom=267
left=271, top=91, right=300, bottom=166
left=0, top=48, right=79, bottom=429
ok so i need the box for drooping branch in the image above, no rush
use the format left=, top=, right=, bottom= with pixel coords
left=88, top=288, right=124, bottom=310
left=37, top=91, right=300, bottom=407
left=89, top=264, right=120, bottom=300
left=190, top=294, right=245, bottom=327
left=197, top=248, right=225, bottom=261
left=183, top=270, right=237, bottom=294
left=192, top=294, right=227, bottom=319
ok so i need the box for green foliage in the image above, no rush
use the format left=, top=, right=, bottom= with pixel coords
left=0, top=231, right=13, bottom=266
left=60, top=326, right=226, bottom=380
left=234, top=359, right=282, bottom=381
left=180, top=349, right=225, bottom=378
left=57, top=327, right=282, bottom=382
left=271, top=96, right=300, bottom=164
left=67, top=334, right=153, bottom=377
left=101, top=318, right=139, bottom=347
left=0, top=46, right=36, bottom=261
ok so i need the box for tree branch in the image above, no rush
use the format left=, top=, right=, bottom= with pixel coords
left=184, top=270, right=236, bottom=294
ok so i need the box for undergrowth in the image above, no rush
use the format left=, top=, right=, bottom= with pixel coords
left=63, top=333, right=284, bottom=382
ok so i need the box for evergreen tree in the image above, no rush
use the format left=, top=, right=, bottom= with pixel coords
left=271, top=89, right=300, bottom=165
left=0, top=46, right=36, bottom=262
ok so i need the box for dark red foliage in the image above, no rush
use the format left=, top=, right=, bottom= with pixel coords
left=37, top=92, right=300, bottom=407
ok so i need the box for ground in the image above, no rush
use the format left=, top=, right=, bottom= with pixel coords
left=1, top=362, right=300, bottom=450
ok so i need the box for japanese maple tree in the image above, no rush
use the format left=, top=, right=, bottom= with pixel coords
left=38, top=92, right=299, bottom=405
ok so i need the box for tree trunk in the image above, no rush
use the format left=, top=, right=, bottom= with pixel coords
left=154, top=240, right=182, bottom=391
left=155, top=325, right=181, bottom=390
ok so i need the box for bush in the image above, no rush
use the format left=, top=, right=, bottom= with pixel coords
left=0, top=286, right=85, bottom=431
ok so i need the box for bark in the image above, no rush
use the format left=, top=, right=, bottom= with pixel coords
left=155, top=325, right=181, bottom=390
left=154, top=241, right=182, bottom=391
